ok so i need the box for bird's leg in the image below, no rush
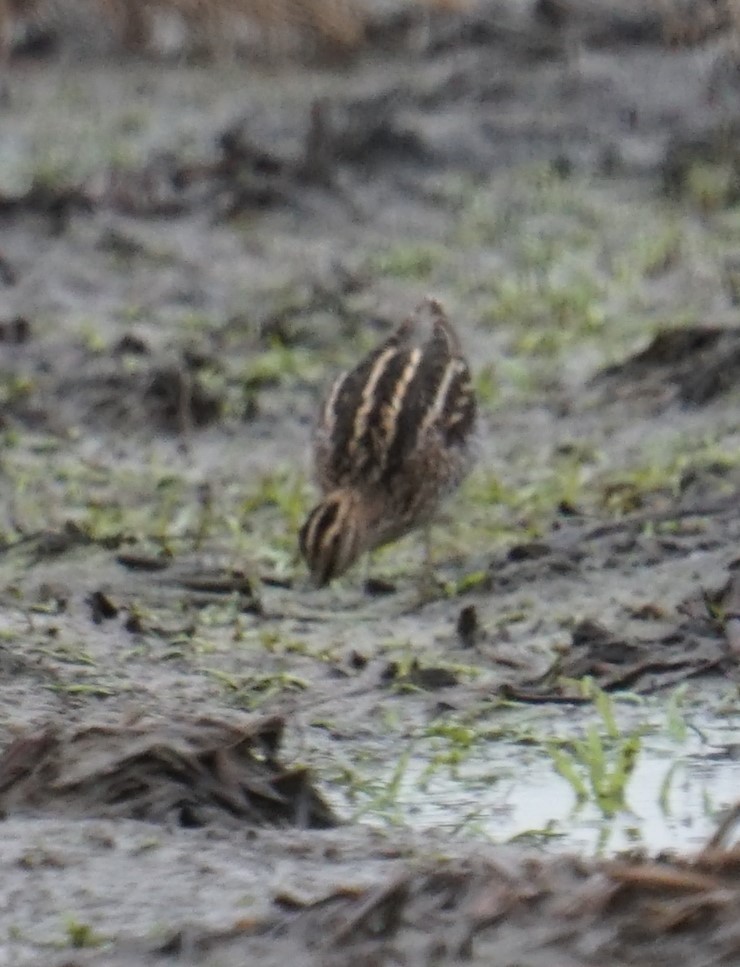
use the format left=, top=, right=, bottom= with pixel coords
left=415, top=524, right=443, bottom=603
left=423, top=523, right=434, bottom=575
left=362, top=549, right=374, bottom=587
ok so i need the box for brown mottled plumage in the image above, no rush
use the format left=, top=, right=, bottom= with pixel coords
left=299, top=298, right=477, bottom=587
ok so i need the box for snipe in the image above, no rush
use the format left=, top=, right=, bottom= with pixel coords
left=299, top=297, right=477, bottom=586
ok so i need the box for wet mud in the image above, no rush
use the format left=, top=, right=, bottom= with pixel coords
left=0, top=1, right=739, bottom=964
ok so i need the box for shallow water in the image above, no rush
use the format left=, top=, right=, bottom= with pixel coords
left=347, top=685, right=740, bottom=855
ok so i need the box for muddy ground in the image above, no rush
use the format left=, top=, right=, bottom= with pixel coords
left=0, top=1, right=740, bottom=964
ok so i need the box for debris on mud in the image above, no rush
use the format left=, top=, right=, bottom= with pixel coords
left=68, top=816, right=740, bottom=967
left=0, top=180, right=93, bottom=232
left=102, top=93, right=430, bottom=220
left=382, top=658, right=460, bottom=691
left=158, top=562, right=264, bottom=612
left=0, top=714, right=337, bottom=829
left=593, top=325, right=740, bottom=406
left=1, top=348, right=228, bottom=435
left=0, top=521, right=95, bottom=560
left=0, top=316, right=30, bottom=343
left=456, top=604, right=479, bottom=648
left=115, top=551, right=172, bottom=572
left=86, top=589, right=120, bottom=625
left=681, top=561, right=740, bottom=661
left=489, top=491, right=740, bottom=591
left=262, top=842, right=740, bottom=966
left=364, top=576, right=397, bottom=596
left=505, top=595, right=730, bottom=702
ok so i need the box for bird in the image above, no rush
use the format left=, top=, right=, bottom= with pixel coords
left=299, top=297, right=477, bottom=587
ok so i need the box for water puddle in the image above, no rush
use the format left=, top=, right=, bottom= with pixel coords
left=339, top=683, right=740, bottom=855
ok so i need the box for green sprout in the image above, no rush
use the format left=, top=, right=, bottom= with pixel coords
left=548, top=681, right=643, bottom=817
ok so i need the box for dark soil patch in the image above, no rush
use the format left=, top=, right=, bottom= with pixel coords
left=1, top=342, right=229, bottom=434
left=594, top=325, right=740, bottom=406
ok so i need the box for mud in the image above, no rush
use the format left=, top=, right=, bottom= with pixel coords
left=0, top=1, right=740, bottom=964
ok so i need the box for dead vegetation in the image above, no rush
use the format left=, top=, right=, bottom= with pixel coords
left=0, top=0, right=473, bottom=60
left=0, top=713, right=337, bottom=828
left=6, top=0, right=740, bottom=63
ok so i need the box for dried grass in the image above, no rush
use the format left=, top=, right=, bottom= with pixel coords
left=0, top=0, right=473, bottom=60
